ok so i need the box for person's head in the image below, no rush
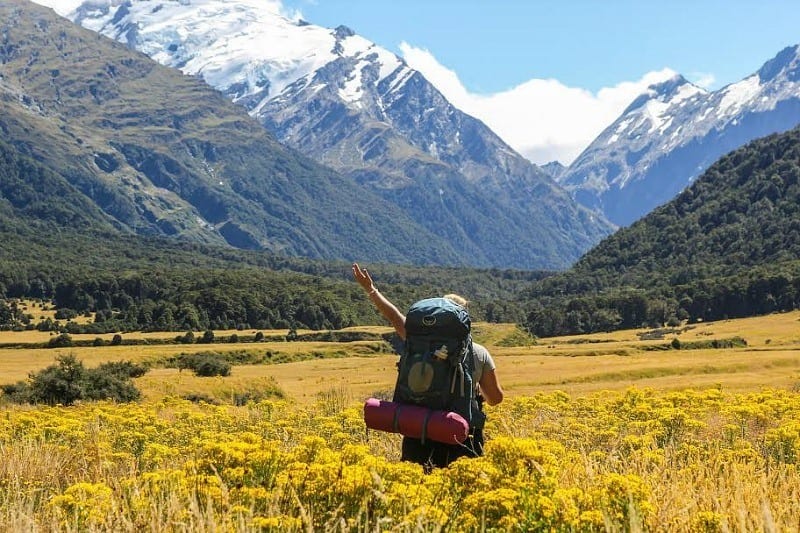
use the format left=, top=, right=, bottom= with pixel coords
left=443, top=293, right=469, bottom=308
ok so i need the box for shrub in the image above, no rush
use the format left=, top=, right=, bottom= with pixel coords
left=177, top=331, right=195, bottom=344
left=48, top=333, right=74, bottom=348
left=172, top=353, right=232, bottom=376
left=54, top=308, right=78, bottom=320
left=1, top=381, right=33, bottom=404
left=28, top=354, right=85, bottom=405
left=83, top=369, right=141, bottom=402
left=182, top=393, right=220, bottom=405
left=1, top=355, right=148, bottom=406
left=192, top=355, right=231, bottom=377
left=95, top=360, right=149, bottom=379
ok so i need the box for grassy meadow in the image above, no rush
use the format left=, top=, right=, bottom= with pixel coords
left=1, top=310, right=800, bottom=530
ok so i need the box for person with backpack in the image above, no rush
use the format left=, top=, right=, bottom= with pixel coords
left=352, top=263, right=504, bottom=469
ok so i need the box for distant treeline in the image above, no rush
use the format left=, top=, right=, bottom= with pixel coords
left=0, top=230, right=545, bottom=332
left=1, top=268, right=404, bottom=332
left=524, top=262, right=800, bottom=337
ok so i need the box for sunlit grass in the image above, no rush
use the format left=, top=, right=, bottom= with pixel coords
left=2, top=310, right=800, bottom=403
left=1, top=311, right=800, bottom=529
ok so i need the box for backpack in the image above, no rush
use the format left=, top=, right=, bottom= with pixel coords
left=392, top=297, right=484, bottom=436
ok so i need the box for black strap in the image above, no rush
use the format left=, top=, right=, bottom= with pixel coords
left=420, top=408, right=433, bottom=445
left=393, top=404, right=402, bottom=433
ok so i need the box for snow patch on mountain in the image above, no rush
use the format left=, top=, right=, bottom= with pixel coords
left=717, top=75, right=762, bottom=117
left=32, top=0, right=408, bottom=108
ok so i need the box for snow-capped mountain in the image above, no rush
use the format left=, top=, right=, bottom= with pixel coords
left=5, top=0, right=476, bottom=264
left=559, top=46, right=800, bottom=226
left=34, top=0, right=614, bottom=269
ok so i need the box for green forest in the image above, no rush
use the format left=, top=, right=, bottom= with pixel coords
left=521, top=127, right=800, bottom=336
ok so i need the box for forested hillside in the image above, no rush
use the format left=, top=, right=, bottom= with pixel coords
left=0, top=143, right=544, bottom=332
left=1, top=217, right=544, bottom=332
left=524, top=126, right=800, bottom=336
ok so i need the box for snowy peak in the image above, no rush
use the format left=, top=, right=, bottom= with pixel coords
left=583, top=75, right=706, bottom=158
left=714, top=46, right=800, bottom=119
left=757, top=45, right=800, bottom=83
left=624, top=74, right=705, bottom=114
left=37, top=0, right=405, bottom=107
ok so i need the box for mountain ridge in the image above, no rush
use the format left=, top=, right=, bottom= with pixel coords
left=560, top=45, right=800, bottom=226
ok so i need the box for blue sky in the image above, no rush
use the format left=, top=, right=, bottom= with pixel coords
left=282, top=0, right=800, bottom=164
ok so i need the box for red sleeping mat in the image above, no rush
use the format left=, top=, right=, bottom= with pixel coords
left=363, top=397, right=469, bottom=445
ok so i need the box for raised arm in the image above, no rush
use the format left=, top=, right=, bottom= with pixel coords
left=352, top=263, right=407, bottom=340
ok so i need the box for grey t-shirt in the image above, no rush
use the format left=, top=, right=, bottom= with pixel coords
left=472, top=342, right=495, bottom=385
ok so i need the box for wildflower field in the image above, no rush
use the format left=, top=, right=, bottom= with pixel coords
left=2, top=312, right=800, bottom=531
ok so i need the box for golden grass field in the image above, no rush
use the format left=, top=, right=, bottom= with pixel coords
left=2, top=310, right=798, bottom=403
left=2, top=310, right=800, bottom=531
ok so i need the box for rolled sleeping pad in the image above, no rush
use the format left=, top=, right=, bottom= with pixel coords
left=363, top=398, right=469, bottom=445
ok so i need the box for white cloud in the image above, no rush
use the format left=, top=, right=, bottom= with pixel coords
left=400, top=42, right=676, bottom=165
left=687, top=72, right=717, bottom=90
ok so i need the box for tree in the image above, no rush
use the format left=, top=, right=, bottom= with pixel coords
left=28, top=354, right=85, bottom=406
left=0, top=300, right=13, bottom=326
left=4, top=356, right=148, bottom=405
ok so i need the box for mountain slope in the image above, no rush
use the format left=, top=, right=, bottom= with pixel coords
left=0, top=141, right=546, bottom=331
left=560, top=46, right=800, bottom=226
left=2, top=0, right=463, bottom=264
left=524, top=126, right=800, bottom=335
left=41, top=0, right=614, bottom=269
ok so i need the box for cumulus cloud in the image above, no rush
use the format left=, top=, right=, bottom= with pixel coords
left=400, top=42, right=676, bottom=166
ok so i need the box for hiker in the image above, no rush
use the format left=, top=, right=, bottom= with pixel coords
left=352, top=263, right=503, bottom=468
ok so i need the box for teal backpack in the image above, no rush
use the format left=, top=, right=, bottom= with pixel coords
left=393, top=297, right=483, bottom=434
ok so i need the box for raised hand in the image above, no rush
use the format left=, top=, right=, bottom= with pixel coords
left=352, top=263, right=375, bottom=293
